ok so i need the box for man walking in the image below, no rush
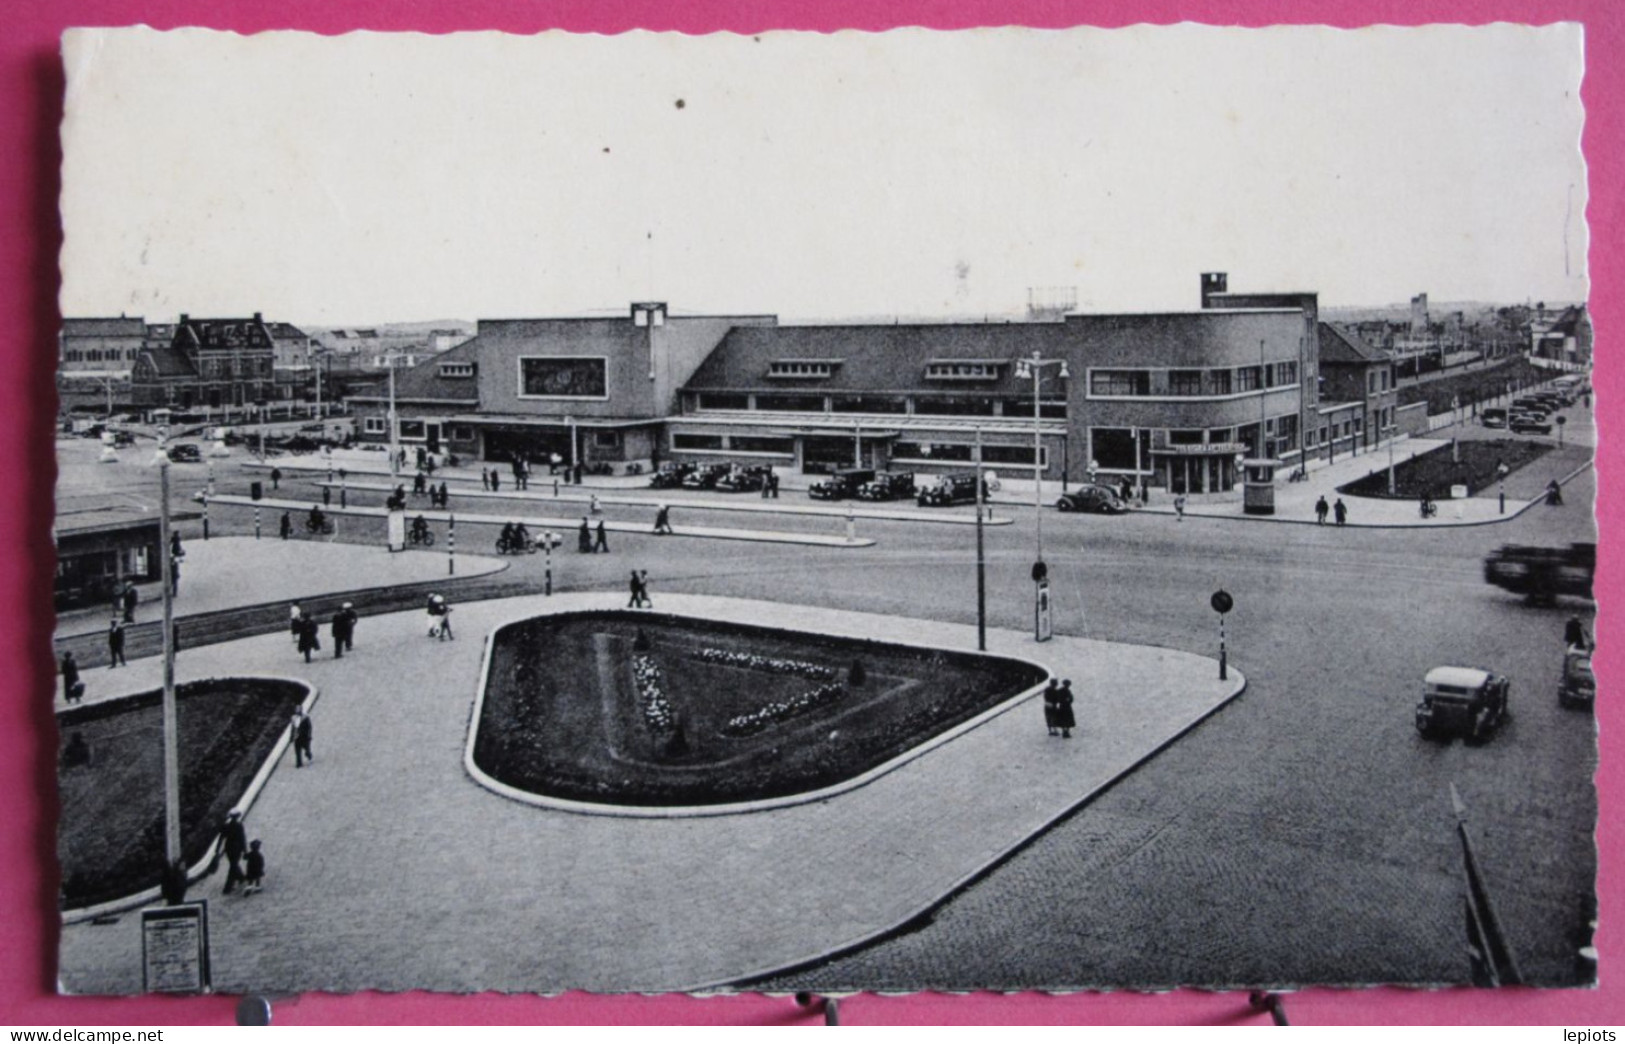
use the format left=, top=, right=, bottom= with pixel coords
left=332, top=602, right=357, bottom=657
left=297, top=616, right=320, bottom=662
left=269, top=466, right=282, bottom=491
left=481, top=467, right=491, bottom=491
left=578, top=518, right=593, bottom=553
left=594, top=519, right=609, bottom=554
left=121, top=583, right=138, bottom=623
left=280, top=511, right=293, bottom=540
left=107, top=618, right=127, bottom=668
left=654, top=504, right=673, bottom=535
left=1333, top=498, right=1348, bottom=526
left=1314, top=495, right=1329, bottom=525
left=291, top=709, right=314, bottom=767
left=219, top=811, right=247, bottom=895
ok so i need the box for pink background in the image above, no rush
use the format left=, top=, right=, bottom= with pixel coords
left=2, top=1, right=1618, bottom=1026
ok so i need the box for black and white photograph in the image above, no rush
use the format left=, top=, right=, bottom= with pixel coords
left=51, top=24, right=1594, bottom=995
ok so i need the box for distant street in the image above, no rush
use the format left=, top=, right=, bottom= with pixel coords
left=55, top=426, right=1598, bottom=987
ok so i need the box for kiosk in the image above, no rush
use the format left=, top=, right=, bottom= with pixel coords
left=1241, top=458, right=1283, bottom=516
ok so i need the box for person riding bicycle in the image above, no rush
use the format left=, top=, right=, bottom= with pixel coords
left=411, top=515, right=430, bottom=543
left=308, top=504, right=327, bottom=532
left=513, top=522, right=532, bottom=552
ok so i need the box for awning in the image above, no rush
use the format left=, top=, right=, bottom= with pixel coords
left=1153, top=442, right=1251, bottom=457
left=767, top=429, right=902, bottom=440
left=446, top=415, right=658, bottom=430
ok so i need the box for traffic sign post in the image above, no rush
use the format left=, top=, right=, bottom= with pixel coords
left=1033, top=560, right=1052, bottom=643
left=1211, top=589, right=1234, bottom=680
left=1557, top=414, right=1568, bottom=446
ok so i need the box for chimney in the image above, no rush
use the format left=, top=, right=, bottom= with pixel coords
left=253, top=312, right=264, bottom=323
left=179, top=314, right=189, bottom=325
left=1200, top=272, right=1228, bottom=308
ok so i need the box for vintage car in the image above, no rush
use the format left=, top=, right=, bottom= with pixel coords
left=648, top=462, right=697, bottom=489
left=1480, top=408, right=1508, bottom=429
left=714, top=464, right=774, bottom=493
left=915, top=472, right=987, bottom=507
left=1415, top=666, right=1510, bottom=742
left=166, top=443, right=202, bottom=463
left=854, top=471, right=916, bottom=501
left=1056, top=484, right=1129, bottom=514
left=1484, top=542, right=1595, bottom=603
left=808, top=467, right=875, bottom=501
left=1510, top=416, right=1554, bottom=435
left=681, top=463, right=733, bottom=490
left=1560, top=646, right=1596, bottom=709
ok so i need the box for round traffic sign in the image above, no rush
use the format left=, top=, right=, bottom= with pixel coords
left=1032, top=560, right=1048, bottom=583
left=1210, top=589, right=1234, bottom=614
left=1557, top=415, right=1568, bottom=425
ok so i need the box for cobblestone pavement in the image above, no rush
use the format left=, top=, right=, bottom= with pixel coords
left=57, top=595, right=1240, bottom=994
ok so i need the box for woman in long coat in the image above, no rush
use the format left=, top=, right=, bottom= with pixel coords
left=1042, top=678, right=1061, bottom=736
left=296, top=616, right=321, bottom=662
left=1053, top=679, right=1077, bottom=739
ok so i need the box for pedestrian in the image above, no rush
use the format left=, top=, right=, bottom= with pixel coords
left=243, top=839, right=265, bottom=895
left=636, top=569, right=652, bottom=608
left=594, top=519, right=609, bottom=553
left=219, top=812, right=247, bottom=895
left=1174, top=493, right=1187, bottom=521
left=333, top=602, right=357, bottom=657
left=170, top=530, right=184, bottom=561
left=61, top=651, right=84, bottom=703
left=573, top=463, right=583, bottom=485
left=122, top=584, right=138, bottom=623
left=270, top=466, right=282, bottom=491
left=1565, top=615, right=1591, bottom=650
left=549, top=452, right=562, bottom=476
left=1053, top=679, right=1076, bottom=740
left=322, top=484, right=332, bottom=507
left=628, top=570, right=643, bottom=608
left=1314, top=495, right=1329, bottom=525
left=292, top=709, right=314, bottom=767
left=654, top=504, right=673, bottom=535
left=490, top=469, right=500, bottom=492
left=590, top=494, right=602, bottom=514
left=107, top=618, right=127, bottom=668
left=290, top=602, right=304, bottom=641
left=1041, top=678, right=1060, bottom=736
left=578, top=517, right=593, bottom=553
left=1333, top=498, right=1348, bottom=526
left=438, top=482, right=449, bottom=508
left=168, top=557, right=180, bottom=597
left=297, top=616, right=321, bottom=662
left=413, top=470, right=427, bottom=496
left=770, top=472, right=780, bottom=498
left=517, top=459, right=529, bottom=491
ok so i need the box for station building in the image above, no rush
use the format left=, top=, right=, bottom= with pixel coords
left=348, top=275, right=1345, bottom=497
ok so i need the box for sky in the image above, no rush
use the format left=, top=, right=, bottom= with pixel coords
left=58, top=24, right=1588, bottom=325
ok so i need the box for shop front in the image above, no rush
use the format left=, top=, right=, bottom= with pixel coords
left=1155, top=441, right=1249, bottom=496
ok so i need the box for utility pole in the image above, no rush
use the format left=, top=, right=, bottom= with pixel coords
left=974, top=426, right=986, bottom=652
left=153, top=440, right=183, bottom=901
left=388, top=356, right=400, bottom=478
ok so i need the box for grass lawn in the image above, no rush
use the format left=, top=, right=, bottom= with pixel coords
left=474, top=612, right=1047, bottom=806
left=1337, top=438, right=1553, bottom=500
left=56, top=678, right=310, bottom=909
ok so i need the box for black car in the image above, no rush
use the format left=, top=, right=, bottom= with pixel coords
left=1415, top=666, right=1510, bottom=743
left=916, top=472, right=986, bottom=507
left=809, top=468, right=875, bottom=501
left=681, top=463, right=732, bottom=490
left=854, top=472, right=916, bottom=501
left=166, top=443, right=202, bottom=463
left=1510, top=416, right=1553, bottom=435
left=1056, top=484, right=1128, bottom=514
left=714, top=465, right=773, bottom=493
left=648, top=462, right=697, bottom=489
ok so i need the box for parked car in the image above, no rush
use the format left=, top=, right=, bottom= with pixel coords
left=1415, top=666, right=1510, bottom=743
left=1056, top=484, right=1129, bottom=514
left=854, top=471, right=916, bottom=501
left=915, top=472, right=987, bottom=507
left=648, top=462, right=697, bottom=489
left=109, top=430, right=136, bottom=448
left=714, top=464, right=773, bottom=493
left=1510, top=416, right=1554, bottom=435
left=166, top=443, right=202, bottom=463
left=681, top=463, right=732, bottom=490
left=809, top=467, right=876, bottom=501
left=1481, top=408, right=1508, bottom=429
left=1559, top=646, right=1596, bottom=710
left=1483, top=542, right=1595, bottom=603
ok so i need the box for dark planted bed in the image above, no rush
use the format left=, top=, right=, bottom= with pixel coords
left=473, top=611, right=1047, bottom=807
left=56, top=677, right=310, bottom=910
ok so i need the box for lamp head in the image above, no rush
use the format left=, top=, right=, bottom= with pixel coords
left=1058, top=362, right=1072, bottom=379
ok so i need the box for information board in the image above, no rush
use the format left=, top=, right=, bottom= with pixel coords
left=141, top=902, right=211, bottom=994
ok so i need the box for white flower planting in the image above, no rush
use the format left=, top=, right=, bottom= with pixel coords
left=722, top=681, right=846, bottom=737
left=692, top=647, right=838, bottom=682
left=632, top=654, right=675, bottom=733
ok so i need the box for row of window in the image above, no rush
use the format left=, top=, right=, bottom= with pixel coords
left=1089, top=363, right=1300, bottom=398
left=694, top=392, right=1065, bottom=418
left=63, top=348, right=141, bottom=362
left=672, top=434, right=796, bottom=454
left=1088, top=417, right=1302, bottom=469
left=764, top=360, right=1008, bottom=382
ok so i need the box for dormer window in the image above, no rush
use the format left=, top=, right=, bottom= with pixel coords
left=439, top=362, right=475, bottom=379
left=925, top=359, right=1006, bottom=381
left=766, top=359, right=841, bottom=379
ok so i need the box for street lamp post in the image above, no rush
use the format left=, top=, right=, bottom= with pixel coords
left=1013, top=351, right=1070, bottom=565
left=974, top=426, right=986, bottom=652
left=151, top=440, right=183, bottom=902
left=387, top=356, right=400, bottom=478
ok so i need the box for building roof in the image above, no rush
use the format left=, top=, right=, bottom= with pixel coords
left=61, top=317, right=146, bottom=339
left=174, top=316, right=273, bottom=351
left=684, top=322, right=1074, bottom=395
left=137, top=345, right=199, bottom=379
left=348, top=334, right=486, bottom=404
left=1317, top=322, right=1392, bottom=365
left=264, top=322, right=312, bottom=341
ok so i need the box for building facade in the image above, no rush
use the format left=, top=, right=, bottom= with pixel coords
left=1317, top=322, right=1399, bottom=456
left=348, top=276, right=1345, bottom=497
left=130, top=313, right=277, bottom=409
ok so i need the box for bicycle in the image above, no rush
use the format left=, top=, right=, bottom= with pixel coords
left=304, top=516, right=335, bottom=535
left=407, top=527, right=436, bottom=547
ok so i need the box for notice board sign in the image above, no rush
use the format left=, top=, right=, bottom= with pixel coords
left=141, top=902, right=211, bottom=994
left=1035, top=579, right=1053, bottom=643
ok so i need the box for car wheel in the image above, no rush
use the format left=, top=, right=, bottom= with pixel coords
left=1056, top=500, right=1073, bottom=512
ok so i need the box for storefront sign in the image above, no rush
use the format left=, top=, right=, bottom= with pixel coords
left=141, top=903, right=211, bottom=994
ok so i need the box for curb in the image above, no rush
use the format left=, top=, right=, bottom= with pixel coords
left=60, top=676, right=321, bottom=926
